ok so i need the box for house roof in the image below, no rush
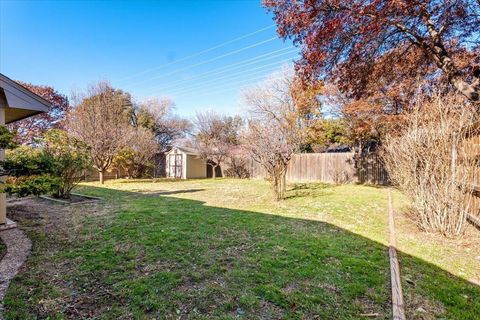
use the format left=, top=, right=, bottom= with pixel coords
left=0, top=73, right=51, bottom=124
left=169, top=146, right=199, bottom=155
left=324, top=144, right=352, bottom=153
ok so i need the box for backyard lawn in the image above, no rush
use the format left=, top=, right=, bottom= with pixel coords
left=3, top=179, right=480, bottom=319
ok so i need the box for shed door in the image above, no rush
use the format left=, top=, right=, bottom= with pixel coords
left=169, top=154, right=183, bottom=178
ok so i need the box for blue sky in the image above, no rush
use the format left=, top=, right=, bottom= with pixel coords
left=0, top=0, right=298, bottom=117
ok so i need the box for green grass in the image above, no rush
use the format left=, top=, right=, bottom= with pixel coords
left=390, top=193, right=480, bottom=319
left=3, top=179, right=479, bottom=319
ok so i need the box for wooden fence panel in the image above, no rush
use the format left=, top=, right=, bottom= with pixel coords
left=356, top=153, right=390, bottom=185
left=465, top=135, right=480, bottom=220
left=248, top=152, right=388, bottom=185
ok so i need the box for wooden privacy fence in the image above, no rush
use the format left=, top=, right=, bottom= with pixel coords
left=82, top=154, right=167, bottom=182
left=465, top=134, right=480, bottom=223
left=249, top=152, right=389, bottom=185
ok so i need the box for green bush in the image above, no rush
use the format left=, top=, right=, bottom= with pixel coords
left=0, top=126, right=17, bottom=149
left=1, top=130, right=90, bottom=199
left=4, top=175, right=60, bottom=197
left=3, top=146, right=52, bottom=177
left=2, top=146, right=55, bottom=197
left=43, top=129, right=90, bottom=198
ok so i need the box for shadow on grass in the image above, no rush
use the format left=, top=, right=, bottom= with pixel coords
left=3, top=184, right=479, bottom=320
left=112, top=178, right=220, bottom=184
left=353, top=182, right=391, bottom=189
left=289, top=183, right=334, bottom=191
left=138, top=189, right=206, bottom=196
left=286, top=182, right=339, bottom=199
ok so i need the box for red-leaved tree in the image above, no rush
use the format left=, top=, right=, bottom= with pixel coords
left=9, top=82, right=70, bottom=144
left=264, top=0, right=480, bottom=102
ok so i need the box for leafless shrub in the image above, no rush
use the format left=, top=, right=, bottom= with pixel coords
left=331, top=165, right=350, bottom=184
left=382, top=93, right=478, bottom=237
left=224, top=155, right=250, bottom=178
left=113, top=127, right=159, bottom=178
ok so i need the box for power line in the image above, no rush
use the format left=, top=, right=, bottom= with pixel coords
left=184, top=75, right=286, bottom=100
left=164, top=58, right=293, bottom=95
left=125, top=36, right=280, bottom=88
left=116, top=24, right=276, bottom=83
left=139, top=74, right=263, bottom=101
left=140, top=47, right=297, bottom=94
left=162, top=58, right=294, bottom=96
left=161, top=66, right=291, bottom=99
left=138, top=73, right=287, bottom=111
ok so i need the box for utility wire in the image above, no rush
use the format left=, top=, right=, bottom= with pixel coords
left=184, top=75, right=285, bottom=100
left=162, top=67, right=291, bottom=99
left=125, top=36, right=280, bottom=88
left=163, top=58, right=294, bottom=96
left=116, top=24, right=276, bottom=83
left=140, top=47, right=297, bottom=94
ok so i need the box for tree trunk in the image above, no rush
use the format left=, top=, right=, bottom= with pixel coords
left=272, top=167, right=283, bottom=201
left=212, top=164, right=217, bottom=179
left=281, top=170, right=287, bottom=198
left=219, top=162, right=224, bottom=178
left=430, top=44, right=480, bottom=102
left=273, top=175, right=280, bottom=201
left=99, top=169, right=105, bottom=184
left=418, top=17, right=480, bottom=102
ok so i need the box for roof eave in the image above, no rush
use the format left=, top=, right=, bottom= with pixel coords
left=0, top=73, right=51, bottom=123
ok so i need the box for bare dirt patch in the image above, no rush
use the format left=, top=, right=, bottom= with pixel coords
left=0, top=238, right=5, bottom=261
left=40, top=194, right=103, bottom=205
left=4, top=196, right=115, bottom=318
left=7, top=196, right=111, bottom=233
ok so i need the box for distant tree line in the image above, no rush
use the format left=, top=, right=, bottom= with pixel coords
left=1, top=80, right=190, bottom=198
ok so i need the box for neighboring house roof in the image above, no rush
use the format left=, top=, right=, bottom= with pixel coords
left=0, top=73, right=51, bottom=124
left=316, top=144, right=352, bottom=153
left=169, top=146, right=199, bottom=156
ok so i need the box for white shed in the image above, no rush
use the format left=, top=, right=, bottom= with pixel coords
left=165, top=146, right=207, bottom=179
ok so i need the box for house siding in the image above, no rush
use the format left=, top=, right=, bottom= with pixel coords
left=186, top=155, right=207, bottom=178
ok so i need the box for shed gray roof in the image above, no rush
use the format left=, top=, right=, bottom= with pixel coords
left=169, top=146, right=199, bottom=155
left=0, top=73, right=51, bottom=124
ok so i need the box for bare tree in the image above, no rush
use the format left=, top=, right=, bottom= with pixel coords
left=69, top=81, right=132, bottom=184
left=114, top=127, right=158, bottom=178
left=134, top=98, right=191, bottom=152
left=242, top=68, right=306, bottom=200
left=193, top=111, right=242, bottom=178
